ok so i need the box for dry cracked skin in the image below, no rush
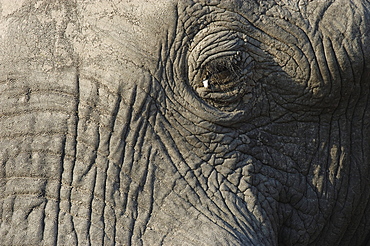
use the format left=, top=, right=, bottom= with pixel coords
left=0, top=1, right=370, bottom=245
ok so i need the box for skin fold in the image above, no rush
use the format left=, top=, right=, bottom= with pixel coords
left=0, top=0, right=370, bottom=245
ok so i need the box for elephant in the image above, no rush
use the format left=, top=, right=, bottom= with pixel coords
left=0, top=0, right=370, bottom=245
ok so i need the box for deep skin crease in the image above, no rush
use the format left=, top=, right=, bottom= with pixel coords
left=0, top=0, right=370, bottom=245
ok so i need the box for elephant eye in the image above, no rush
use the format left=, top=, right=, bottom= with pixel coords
left=193, top=52, right=254, bottom=110
left=202, top=59, right=240, bottom=86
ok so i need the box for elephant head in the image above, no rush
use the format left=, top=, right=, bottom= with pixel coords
left=1, top=0, right=370, bottom=245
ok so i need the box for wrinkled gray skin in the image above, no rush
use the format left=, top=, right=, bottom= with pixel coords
left=0, top=0, right=370, bottom=245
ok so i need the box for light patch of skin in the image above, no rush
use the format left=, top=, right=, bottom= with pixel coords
left=109, top=1, right=177, bottom=47
left=0, top=0, right=27, bottom=17
left=75, top=0, right=178, bottom=71
left=328, top=144, right=339, bottom=185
